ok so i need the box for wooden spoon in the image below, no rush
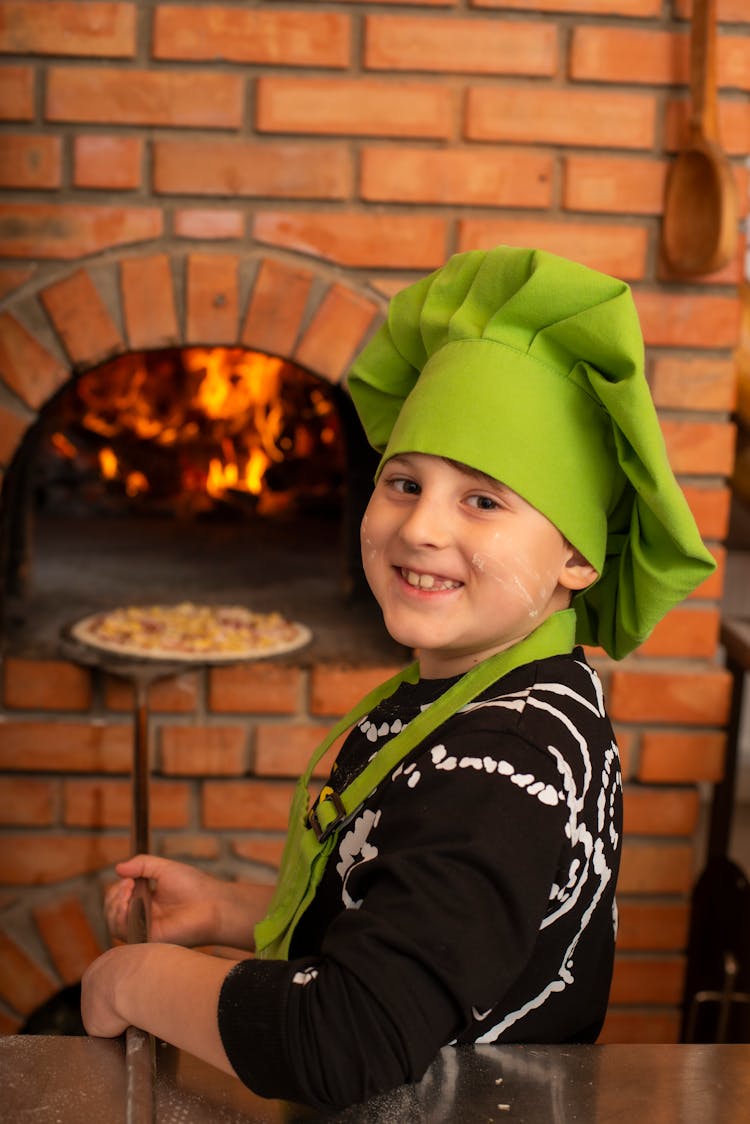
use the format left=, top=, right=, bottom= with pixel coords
left=662, top=0, right=738, bottom=276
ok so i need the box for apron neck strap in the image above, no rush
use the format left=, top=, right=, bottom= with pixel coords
left=254, top=609, right=577, bottom=960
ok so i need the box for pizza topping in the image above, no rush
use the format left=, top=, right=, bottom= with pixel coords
left=72, top=602, right=310, bottom=662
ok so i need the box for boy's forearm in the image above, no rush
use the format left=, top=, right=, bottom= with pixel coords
left=87, top=943, right=240, bottom=1076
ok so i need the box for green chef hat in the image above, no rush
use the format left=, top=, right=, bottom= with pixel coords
left=347, top=246, right=716, bottom=660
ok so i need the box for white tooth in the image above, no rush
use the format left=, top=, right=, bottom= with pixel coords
left=419, top=574, right=435, bottom=589
left=406, top=570, right=420, bottom=586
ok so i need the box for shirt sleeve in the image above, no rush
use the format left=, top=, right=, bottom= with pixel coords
left=218, top=725, right=569, bottom=1111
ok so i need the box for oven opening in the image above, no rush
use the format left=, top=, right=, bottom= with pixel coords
left=1, top=346, right=401, bottom=664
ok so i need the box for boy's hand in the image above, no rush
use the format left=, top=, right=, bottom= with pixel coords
left=80, top=944, right=145, bottom=1038
left=106, top=854, right=221, bottom=947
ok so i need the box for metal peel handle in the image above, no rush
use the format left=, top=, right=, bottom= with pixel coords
left=125, top=878, right=154, bottom=1124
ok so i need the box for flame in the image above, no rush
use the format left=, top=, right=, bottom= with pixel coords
left=50, top=347, right=342, bottom=514
left=51, top=432, right=77, bottom=459
left=245, top=447, right=270, bottom=494
left=125, top=471, right=149, bottom=497
left=99, top=447, right=118, bottom=479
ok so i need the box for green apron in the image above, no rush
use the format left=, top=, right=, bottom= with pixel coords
left=254, top=609, right=577, bottom=960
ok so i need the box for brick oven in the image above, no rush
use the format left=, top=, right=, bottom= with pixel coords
left=0, top=1, right=747, bottom=1044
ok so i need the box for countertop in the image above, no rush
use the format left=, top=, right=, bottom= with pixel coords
left=2, top=1036, right=749, bottom=1123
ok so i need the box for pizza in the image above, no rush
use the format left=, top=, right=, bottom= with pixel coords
left=71, top=602, right=311, bottom=663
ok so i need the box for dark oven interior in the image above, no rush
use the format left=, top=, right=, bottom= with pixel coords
left=1, top=347, right=403, bottom=664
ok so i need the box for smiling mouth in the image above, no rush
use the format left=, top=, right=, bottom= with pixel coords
left=400, top=568, right=462, bottom=591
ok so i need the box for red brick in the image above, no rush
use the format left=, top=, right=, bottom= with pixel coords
left=254, top=723, right=342, bottom=778
left=349, top=0, right=456, bottom=3
left=564, top=155, right=666, bottom=215
left=202, top=780, right=296, bottom=830
left=232, top=837, right=285, bottom=869
left=0, top=265, right=35, bottom=299
left=311, top=664, right=405, bottom=717
left=104, top=669, right=198, bottom=713
left=609, top=669, right=732, bottom=725
left=241, top=258, right=313, bottom=358
left=154, top=7, right=349, bottom=67
left=173, top=210, right=245, bottom=241
left=650, top=356, right=736, bottom=411
left=689, top=545, right=724, bottom=601
left=295, top=284, right=379, bottom=383
left=3, top=658, right=92, bottom=711
left=186, top=253, right=239, bottom=345
left=256, top=77, right=453, bottom=139
left=637, top=607, right=720, bottom=659
left=0, top=1008, right=23, bottom=1034
left=638, top=731, right=726, bottom=784
left=0, top=2, right=135, bottom=57
left=365, top=14, right=556, bottom=75
left=622, top=786, right=699, bottom=837
left=120, top=254, right=179, bottom=351
left=160, top=833, right=221, bottom=861
left=154, top=139, right=351, bottom=200
left=0, top=931, right=57, bottom=1018
left=254, top=212, right=446, bottom=271
left=599, top=1008, right=680, bottom=1044
left=40, top=269, right=123, bottom=366
left=610, top=956, right=686, bottom=1005
left=160, top=725, right=248, bottom=776
left=0, top=777, right=56, bottom=825
left=571, top=27, right=682, bottom=86
left=0, top=202, right=162, bottom=260
left=0, top=400, right=30, bottom=465
left=683, top=485, right=731, bottom=541
left=63, top=779, right=190, bottom=829
left=458, top=218, right=648, bottom=281
left=46, top=66, right=243, bottom=128
left=361, top=146, right=553, bottom=208
left=616, top=901, right=690, bottom=951
left=0, top=312, right=68, bottom=409
left=572, top=26, right=750, bottom=91
left=613, top=728, right=634, bottom=779
left=617, top=842, right=694, bottom=894
left=209, top=663, right=303, bottom=714
left=0, top=65, right=34, bottom=120
left=476, top=0, right=659, bottom=11
left=0, top=134, right=61, bottom=188
left=0, top=833, right=127, bottom=884
left=465, top=86, right=655, bottom=149
left=0, top=721, right=132, bottom=772
left=32, top=896, right=104, bottom=984
left=634, top=292, right=740, bottom=349
left=73, top=135, right=142, bottom=190
left=661, top=420, right=736, bottom=476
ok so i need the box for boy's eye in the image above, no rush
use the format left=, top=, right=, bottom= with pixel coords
left=387, top=476, right=420, bottom=495
left=467, top=493, right=502, bottom=511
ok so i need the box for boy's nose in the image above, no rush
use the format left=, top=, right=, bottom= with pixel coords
left=398, top=496, right=452, bottom=549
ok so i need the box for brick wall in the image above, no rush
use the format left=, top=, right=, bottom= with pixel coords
left=0, top=0, right=748, bottom=1043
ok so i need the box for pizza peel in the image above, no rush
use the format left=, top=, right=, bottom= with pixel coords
left=60, top=605, right=312, bottom=1122
left=59, top=633, right=185, bottom=1124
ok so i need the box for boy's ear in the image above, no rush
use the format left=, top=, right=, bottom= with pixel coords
left=559, top=545, right=599, bottom=592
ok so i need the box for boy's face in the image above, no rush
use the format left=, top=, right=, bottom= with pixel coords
left=361, top=453, right=595, bottom=679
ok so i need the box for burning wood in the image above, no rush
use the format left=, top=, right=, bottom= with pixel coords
left=42, top=347, right=344, bottom=518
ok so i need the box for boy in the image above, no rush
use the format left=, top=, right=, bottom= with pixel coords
left=82, top=247, right=715, bottom=1111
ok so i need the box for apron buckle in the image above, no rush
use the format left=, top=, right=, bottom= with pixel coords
left=308, top=789, right=347, bottom=842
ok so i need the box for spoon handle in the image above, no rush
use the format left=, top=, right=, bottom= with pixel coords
left=690, top=0, right=718, bottom=141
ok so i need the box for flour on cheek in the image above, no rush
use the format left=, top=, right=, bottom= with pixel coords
left=470, top=549, right=553, bottom=619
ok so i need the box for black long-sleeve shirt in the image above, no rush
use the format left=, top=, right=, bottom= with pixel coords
left=218, top=650, right=622, bottom=1111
